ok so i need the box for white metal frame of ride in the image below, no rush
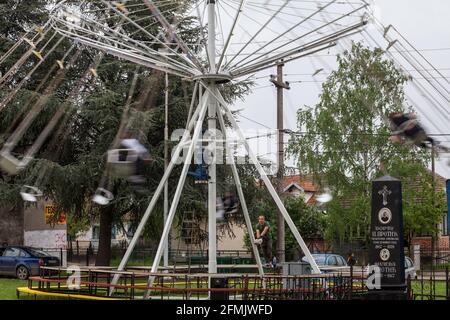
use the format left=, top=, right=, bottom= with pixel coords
left=3, top=0, right=370, bottom=298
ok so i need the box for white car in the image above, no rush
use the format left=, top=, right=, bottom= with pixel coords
left=404, top=256, right=417, bottom=280
left=364, top=256, right=417, bottom=280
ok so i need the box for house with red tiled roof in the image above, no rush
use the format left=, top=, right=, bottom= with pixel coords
left=281, top=175, right=320, bottom=205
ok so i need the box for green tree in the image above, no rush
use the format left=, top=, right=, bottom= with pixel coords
left=0, top=0, right=53, bottom=206
left=389, top=161, right=447, bottom=245
left=288, top=43, right=440, bottom=245
left=1, top=1, right=202, bottom=265
left=0, top=1, right=254, bottom=266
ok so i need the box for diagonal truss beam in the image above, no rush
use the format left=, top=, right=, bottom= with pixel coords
left=199, top=82, right=322, bottom=274
left=108, top=85, right=209, bottom=296
left=217, top=0, right=247, bottom=72
left=142, top=0, right=206, bottom=73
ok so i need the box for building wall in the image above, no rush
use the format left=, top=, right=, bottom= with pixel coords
left=218, top=224, right=246, bottom=251
left=75, top=224, right=131, bottom=250
left=170, top=222, right=248, bottom=252
left=23, top=201, right=68, bottom=265
left=0, top=204, right=24, bottom=246
left=410, top=236, right=450, bottom=250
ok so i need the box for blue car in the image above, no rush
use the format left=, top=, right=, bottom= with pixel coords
left=0, top=246, right=60, bottom=280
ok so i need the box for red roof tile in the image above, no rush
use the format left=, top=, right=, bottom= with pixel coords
left=282, top=175, right=318, bottom=192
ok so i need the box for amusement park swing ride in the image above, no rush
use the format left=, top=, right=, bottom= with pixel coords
left=0, top=0, right=385, bottom=298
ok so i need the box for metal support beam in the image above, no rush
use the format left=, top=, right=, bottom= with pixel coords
left=207, top=0, right=218, bottom=280
left=144, top=90, right=210, bottom=299
left=216, top=107, right=265, bottom=277
left=108, top=88, right=209, bottom=295
left=163, top=70, right=169, bottom=268
left=200, top=83, right=321, bottom=274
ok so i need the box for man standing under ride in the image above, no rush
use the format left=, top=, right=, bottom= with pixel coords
left=255, top=215, right=273, bottom=265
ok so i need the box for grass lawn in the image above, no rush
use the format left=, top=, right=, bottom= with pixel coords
left=411, top=280, right=449, bottom=300
left=0, top=278, right=27, bottom=300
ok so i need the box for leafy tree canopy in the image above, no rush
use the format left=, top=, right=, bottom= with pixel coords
left=288, top=43, right=444, bottom=244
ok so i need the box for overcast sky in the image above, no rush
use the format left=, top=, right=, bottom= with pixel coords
left=232, top=0, right=450, bottom=179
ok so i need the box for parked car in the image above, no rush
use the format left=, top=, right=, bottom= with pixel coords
left=404, top=256, right=417, bottom=279
left=0, top=246, right=60, bottom=280
left=303, top=253, right=417, bottom=278
left=363, top=256, right=417, bottom=280
left=301, top=253, right=349, bottom=273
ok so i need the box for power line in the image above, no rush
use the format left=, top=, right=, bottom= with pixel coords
left=238, top=114, right=450, bottom=138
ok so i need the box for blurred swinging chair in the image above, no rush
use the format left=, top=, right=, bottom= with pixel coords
left=20, top=185, right=43, bottom=202
left=107, top=148, right=139, bottom=178
left=93, top=188, right=114, bottom=206
left=93, top=70, right=140, bottom=205
left=188, top=164, right=209, bottom=185
left=19, top=160, right=51, bottom=203
left=0, top=48, right=85, bottom=176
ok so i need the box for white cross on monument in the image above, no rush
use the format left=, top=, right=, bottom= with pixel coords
left=378, top=185, right=392, bottom=206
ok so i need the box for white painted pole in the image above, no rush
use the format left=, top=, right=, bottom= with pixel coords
left=108, top=90, right=207, bottom=295
left=144, top=92, right=210, bottom=299
left=201, top=85, right=322, bottom=274
left=217, top=109, right=265, bottom=277
left=163, top=70, right=169, bottom=268
left=207, top=0, right=216, bottom=73
left=207, top=0, right=218, bottom=277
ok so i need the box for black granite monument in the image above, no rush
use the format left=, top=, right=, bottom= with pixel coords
left=367, top=176, right=407, bottom=300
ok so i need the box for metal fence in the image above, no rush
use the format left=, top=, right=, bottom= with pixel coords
left=418, top=247, right=450, bottom=270
left=25, top=266, right=368, bottom=300
left=29, top=243, right=450, bottom=300
left=411, top=267, right=450, bottom=300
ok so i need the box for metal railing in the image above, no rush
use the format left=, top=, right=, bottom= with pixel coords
left=411, top=267, right=450, bottom=300
left=26, top=266, right=368, bottom=300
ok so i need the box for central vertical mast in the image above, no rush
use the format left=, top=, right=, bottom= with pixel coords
left=207, top=0, right=216, bottom=74
left=207, top=0, right=217, bottom=276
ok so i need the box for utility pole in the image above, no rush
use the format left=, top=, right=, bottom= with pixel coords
left=431, top=144, right=440, bottom=260
left=270, top=61, right=290, bottom=263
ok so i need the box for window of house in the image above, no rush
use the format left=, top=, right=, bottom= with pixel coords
left=91, top=226, right=118, bottom=240
left=111, top=226, right=117, bottom=239
left=92, top=226, right=100, bottom=240
left=442, top=213, right=448, bottom=236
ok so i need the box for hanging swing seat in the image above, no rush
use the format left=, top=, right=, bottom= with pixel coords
left=107, top=149, right=138, bottom=177
left=316, top=193, right=333, bottom=204
left=20, top=185, right=43, bottom=202
left=254, top=238, right=263, bottom=245
left=188, top=165, right=209, bottom=184
left=92, top=188, right=114, bottom=206
left=225, top=203, right=239, bottom=215
left=216, top=197, right=225, bottom=222
left=0, top=152, right=27, bottom=175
